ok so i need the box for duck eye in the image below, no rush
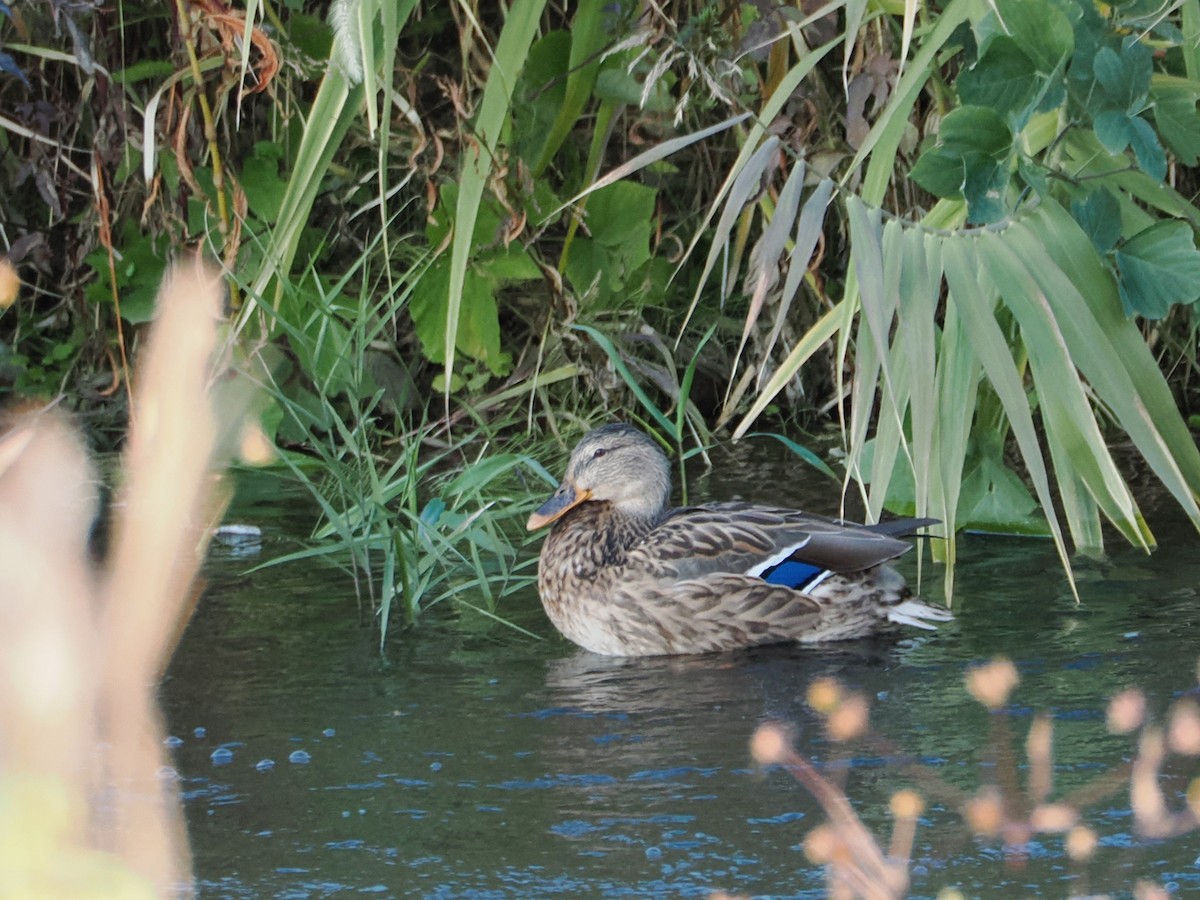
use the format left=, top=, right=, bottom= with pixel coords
left=592, top=448, right=607, bottom=459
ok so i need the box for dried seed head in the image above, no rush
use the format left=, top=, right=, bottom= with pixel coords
left=1030, top=803, right=1078, bottom=833
left=966, top=659, right=1019, bottom=709
left=0, top=258, right=18, bottom=309
left=1168, top=699, right=1200, bottom=755
left=1107, top=689, right=1147, bottom=735
left=239, top=422, right=277, bottom=466
left=807, top=677, right=842, bottom=714
left=1134, top=880, right=1171, bottom=900
left=750, top=723, right=790, bottom=766
left=1065, top=825, right=1097, bottom=861
left=890, top=789, right=924, bottom=819
left=826, top=693, right=870, bottom=742
left=965, top=787, right=1005, bottom=837
left=804, top=824, right=838, bottom=864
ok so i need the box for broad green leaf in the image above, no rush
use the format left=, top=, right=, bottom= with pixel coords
left=1115, top=220, right=1200, bottom=317
left=410, top=257, right=506, bottom=375
left=1093, top=109, right=1136, bottom=154
left=911, top=106, right=1012, bottom=222
left=1094, top=45, right=1148, bottom=110
left=1071, top=188, right=1122, bottom=254
left=564, top=180, right=656, bottom=306
left=958, top=36, right=1039, bottom=124
left=83, top=221, right=166, bottom=324
left=933, top=105, right=1013, bottom=157
left=241, top=151, right=287, bottom=222
left=1013, top=202, right=1200, bottom=526
left=1128, top=115, right=1167, bottom=180
left=1150, top=77, right=1200, bottom=165
left=957, top=435, right=1047, bottom=535
left=998, top=0, right=1073, bottom=75
left=514, top=31, right=569, bottom=168
left=910, top=146, right=971, bottom=197
left=481, top=245, right=541, bottom=283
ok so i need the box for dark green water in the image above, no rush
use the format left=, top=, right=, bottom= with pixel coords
left=163, top=448, right=1200, bottom=898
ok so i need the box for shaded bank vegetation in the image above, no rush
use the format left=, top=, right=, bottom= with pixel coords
left=3, top=0, right=1200, bottom=631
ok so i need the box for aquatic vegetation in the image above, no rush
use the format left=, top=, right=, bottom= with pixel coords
left=750, top=658, right=1200, bottom=899
left=3, top=0, right=1200, bottom=630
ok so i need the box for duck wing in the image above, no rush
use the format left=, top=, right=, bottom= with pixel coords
left=602, top=572, right=824, bottom=654
left=626, top=502, right=930, bottom=585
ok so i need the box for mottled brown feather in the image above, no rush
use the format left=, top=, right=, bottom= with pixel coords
left=530, top=424, right=952, bottom=656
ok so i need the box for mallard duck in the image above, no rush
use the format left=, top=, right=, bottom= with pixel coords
left=526, top=423, right=952, bottom=656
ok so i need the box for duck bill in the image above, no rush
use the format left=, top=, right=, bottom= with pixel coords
left=526, top=482, right=592, bottom=530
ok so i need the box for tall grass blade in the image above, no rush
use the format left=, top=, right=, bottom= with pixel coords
left=941, top=236, right=1077, bottom=598
left=673, top=35, right=842, bottom=289
left=848, top=0, right=972, bottom=203
left=444, top=1, right=545, bottom=408
left=756, top=177, right=835, bottom=394
left=734, top=158, right=806, bottom=381
left=1011, top=203, right=1200, bottom=527
left=573, top=324, right=676, bottom=436
left=732, top=303, right=842, bottom=439
left=976, top=231, right=1150, bottom=550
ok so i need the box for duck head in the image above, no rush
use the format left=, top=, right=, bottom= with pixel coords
left=526, top=423, right=671, bottom=530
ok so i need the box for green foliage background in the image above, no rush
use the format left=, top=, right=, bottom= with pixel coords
left=2, top=0, right=1200, bottom=627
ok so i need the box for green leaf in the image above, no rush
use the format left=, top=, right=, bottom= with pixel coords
left=110, top=59, right=174, bottom=85
left=911, top=107, right=1013, bottom=221
left=1071, top=188, right=1122, bottom=254
left=514, top=31, right=569, bottom=170
left=1092, top=108, right=1166, bottom=180
left=1114, top=220, right=1200, bottom=317
left=957, top=37, right=1039, bottom=124
left=998, top=0, right=1073, bottom=75
left=1093, top=109, right=1136, bottom=154
left=83, top=221, right=166, bottom=324
left=531, top=0, right=610, bottom=176
left=563, top=180, right=657, bottom=305
left=938, top=105, right=1014, bottom=158
left=957, top=435, right=1048, bottom=535
left=1127, top=114, right=1167, bottom=180
left=961, top=152, right=1011, bottom=223
left=1093, top=43, right=1151, bottom=111
left=1151, top=81, right=1200, bottom=166
left=410, top=256, right=508, bottom=375
left=480, top=245, right=541, bottom=283
left=242, top=152, right=287, bottom=222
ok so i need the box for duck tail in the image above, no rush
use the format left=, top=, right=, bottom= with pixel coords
left=865, top=517, right=940, bottom=537
left=887, top=598, right=954, bottom=630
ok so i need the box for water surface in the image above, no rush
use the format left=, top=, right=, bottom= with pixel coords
left=163, top=446, right=1200, bottom=897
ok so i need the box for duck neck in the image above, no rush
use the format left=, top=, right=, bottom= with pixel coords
left=547, top=501, right=659, bottom=574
